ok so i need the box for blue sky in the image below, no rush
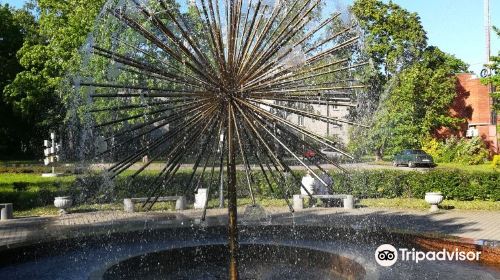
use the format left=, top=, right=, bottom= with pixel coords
left=327, top=0, right=500, bottom=75
left=3, top=0, right=499, bottom=74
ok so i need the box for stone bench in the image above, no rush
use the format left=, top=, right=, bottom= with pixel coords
left=0, top=203, right=14, bottom=221
left=293, top=194, right=354, bottom=210
left=124, top=196, right=186, bottom=212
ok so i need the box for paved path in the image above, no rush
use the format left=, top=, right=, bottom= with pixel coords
left=89, top=162, right=431, bottom=172
left=0, top=207, right=499, bottom=250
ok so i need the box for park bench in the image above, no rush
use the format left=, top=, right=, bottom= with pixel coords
left=123, top=196, right=186, bottom=212
left=292, top=194, right=354, bottom=210
left=0, top=203, right=14, bottom=220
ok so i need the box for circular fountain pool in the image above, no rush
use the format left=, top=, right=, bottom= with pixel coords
left=0, top=225, right=498, bottom=280
left=102, top=243, right=365, bottom=279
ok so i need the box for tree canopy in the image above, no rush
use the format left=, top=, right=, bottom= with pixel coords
left=482, top=26, right=500, bottom=113
left=369, top=47, right=468, bottom=156
left=0, top=4, right=37, bottom=157
left=352, top=0, right=427, bottom=78
left=1, top=0, right=105, bottom=157
left=0, top=0, right=476, bottom=161
left=349, top=0, right=468, bottom=159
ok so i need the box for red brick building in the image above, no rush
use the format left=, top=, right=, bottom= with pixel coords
left=440, top=73, right=499, bottom=154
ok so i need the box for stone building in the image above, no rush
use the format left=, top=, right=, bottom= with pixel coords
left=261, top=100, right=351, bottom=145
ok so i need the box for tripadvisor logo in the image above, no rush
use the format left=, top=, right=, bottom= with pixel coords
left=375, top=244, right=481, bottom=267
left=375, top=244, right=398, bottom=266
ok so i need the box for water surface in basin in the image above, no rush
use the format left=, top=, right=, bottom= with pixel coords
left=102, top=243, right=365, bottom=280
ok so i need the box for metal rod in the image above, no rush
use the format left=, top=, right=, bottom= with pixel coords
left=234, top=101, right=300, bottom=207
left=227, top=100, right=239, bottom=280
left=231, top=104, right=256, bottom=206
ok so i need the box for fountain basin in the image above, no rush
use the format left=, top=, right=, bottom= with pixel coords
left=102, top=243, right=365, bottom=280
left=0, top=225, right=498, bottom=280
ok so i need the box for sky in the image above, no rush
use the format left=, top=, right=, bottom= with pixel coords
left=326, top=0, right=500, bottom=75
left=2, top=0, right=499, bottom=75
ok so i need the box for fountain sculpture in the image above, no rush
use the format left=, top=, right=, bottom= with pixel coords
left=75, top=0, right=364, bottom=278
left=0, top=2, right=498, bottom=279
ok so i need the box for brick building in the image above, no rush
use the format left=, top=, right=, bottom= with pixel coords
left=440, top=73, right=499, bottom=154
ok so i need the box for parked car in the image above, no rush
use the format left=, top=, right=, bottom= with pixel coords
left=320, top=147, right=342, bottom=160
left=303, top=149, right=316, bottom=159
left=393, top=149, right=435, bottom=168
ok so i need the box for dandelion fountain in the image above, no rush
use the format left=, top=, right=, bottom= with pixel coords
left=71, top=0, right=365, bottom=278
left=0, top=0, right=498, bottom=279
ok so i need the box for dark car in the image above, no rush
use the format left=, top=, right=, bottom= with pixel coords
left=393, top=149, right=435, bottom=168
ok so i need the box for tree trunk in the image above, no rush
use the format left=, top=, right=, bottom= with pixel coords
left=375, top=148, right=383, bottom=161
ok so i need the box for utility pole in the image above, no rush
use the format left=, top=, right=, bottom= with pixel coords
left=484, top=0, right=498, bottom=154
left=484, top=0, right=491, bottom=65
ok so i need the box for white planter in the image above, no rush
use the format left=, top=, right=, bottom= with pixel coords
left=300, top=174, right=315, bottom=195
left=54, top=196, right=72, bottom=215
left=425, top=192, right=443, bottom=212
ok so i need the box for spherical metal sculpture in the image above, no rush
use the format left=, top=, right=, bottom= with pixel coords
left=75, top=0, right=364, bottom=278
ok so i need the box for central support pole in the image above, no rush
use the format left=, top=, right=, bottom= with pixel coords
left=227, top=101, right=239, bottom=280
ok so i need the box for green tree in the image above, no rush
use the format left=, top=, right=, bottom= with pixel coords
left=482, top=26, right=500, bottom=113
left=3, top=0, right=106, bottom=156
left=349, top=0, right=428, bottom=159
left=369, top=47, right=468, bottom=156
left=0, top=4, right=36, bottom=158
left=351, top=0, right=427, bottom=78
left=0, top=5, right=25, bottom=91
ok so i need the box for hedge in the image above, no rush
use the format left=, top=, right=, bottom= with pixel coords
left=68, top=170, right=499, bottom=203
left=53, top=170, right=500, bottom=203
left=329, top=170, right=499, bottom=201
left=1, top=169, right=498, bottom=210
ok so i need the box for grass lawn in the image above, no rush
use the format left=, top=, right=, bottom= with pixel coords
left=0, top=173, right=75, bottom=193
left=359, top=198, right=500, bottom=211
left=0, top=160, right=41, bottom=165
left=0, top=173, right=75, bottom=185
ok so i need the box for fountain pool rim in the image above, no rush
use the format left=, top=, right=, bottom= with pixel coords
left=0, top=223, right=499, bottom=280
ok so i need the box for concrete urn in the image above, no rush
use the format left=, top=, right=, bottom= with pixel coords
left=424, top=192, right=443, bottom=212
left=54, top=196, right=73, bottom=215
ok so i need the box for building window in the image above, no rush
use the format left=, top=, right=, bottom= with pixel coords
left=466, top=126, right=479, bottom=138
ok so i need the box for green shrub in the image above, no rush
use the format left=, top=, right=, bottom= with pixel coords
left=331, top=169, right=498, bottom=201
left=2, top=169, right=498, bottom=211
left=0, top=174, right=73, bottom=210
left=12, top=182, right=28, bottom=191
left=61, top=169, right=500, bottom=203
left=0, top=189, right=58, bottom=210
left=422, top=136, right=489, bottom=165
left=492, top=155, right=500, bottom=168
